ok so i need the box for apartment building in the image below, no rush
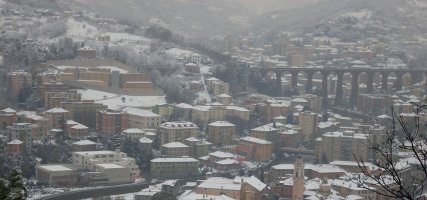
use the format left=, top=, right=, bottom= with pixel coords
left=237, top=136, right=272, bottom=161
left=160, top=142, right=190, bottom=157
left=150, top=157, right=199, bottom=178
left=207, top=121, right=236, bottom=146
left=158, top=121, right=198, bottom=145
left=96, top=110, right=129, bottom=135
left=123, top=107, right=161, bottom=129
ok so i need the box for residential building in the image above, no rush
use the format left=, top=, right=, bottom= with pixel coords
left=184, top=137, right=212, bottom=158
left=36, top=165, right=77, bottom=186
left=122, top=128, right=146, bottom=140
left=7, top=140, right=24, bottom=154
left=7, top=71, right=32, bottom=94
left=316, top=131, right=369, bottom=162
left=123, top=107, right=161, bottom=129
left=72, top=150, right=139, bottom=179
left=250, top=125, right=279, bottom=150
left=237, top=136, right=272, bottom=161
left=44, top=90, right=82, bottom=108
left=161, top=142, right=190, bottom=157
left=0, top=108, right=17, bottom=129
left=62, top=101, right=107, bottom=128
left=158, top=121, right=198, bottom=145
left=208, top=121, right=236, bottom=146
left=298, top=111, right=319, bottom=138
left=45, top=107, right=69, bottom=129
left=7, top=123, right=32, bottom=149
left=96, top=110, right=129, bottom=135
left=72, top=140, right=97, bottom=152
left=150, top=157, right=199, bottom=178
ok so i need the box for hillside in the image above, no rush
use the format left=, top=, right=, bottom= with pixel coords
left=72, top=0, right=255, bottom=38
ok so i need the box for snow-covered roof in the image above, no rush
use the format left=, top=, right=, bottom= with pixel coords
left=198, top=177, right=241, bottom=191
left=39, top=165, right=74, bottom=172
left=240, top=136, right=271, bottom=145
left=218, top=93, right=231, bottom=98
left=151, top=157, right=198, bottom=163
left=46, top=107, right=69, bottom=113
left=123, top=107, right=159, bottom=117
left=178, top=191, right=235, bottom=200
left=74, top=151, right=118, bottom=156
left=216, top=158, right=239, bottom=165
left=78, top=46, right=95, bottom=51
left=162, top=142, right=189, bottom=148
left=96, top=163, right=125, bottom=169
left=139, top=137, right=153, bottom=144
left=1, top=108, right=16, bottom=113
left=7, top=140, right=23, bottom=145
left=252, top=125, right=278, bottom=132
left=160, top=121, right=197, bottom=128
left=123, top=128, right=144, bottom=134
left=71, top=124, right=88, bottom=130
left=208, top=121, right=235, bottom=127
left=244, top=176, right=267, bottom=191
left=292, top=98, right=309, bottom=103
left=175, top=103, right=194, bottom=109
left=209, top=151, right=235, bottom=159
left=226, top=106, right=249, bottom=112
left=73, top=140, right=96, bottom=145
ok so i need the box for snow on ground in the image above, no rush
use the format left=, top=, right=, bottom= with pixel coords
left=97, top=66, right=129, bottom=74
left=77, top=89, right=166, bottom=110
left=342, top=10, right=372, bottom=19
left=199, top=64, right=212, bottom=75
left=54, top=66, right=89, bottom=70
left=97, top=95, right=166, bottom=110
left=166, top=48, right=194, bottom=58
left=77, top=89, right=118, bottom=101
left=66, top=18, right=98, bottom=39
left=106, top=32, right=151, bottom=43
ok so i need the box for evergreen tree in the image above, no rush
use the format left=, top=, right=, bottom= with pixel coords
left=1, top=170, right=28, bottom=200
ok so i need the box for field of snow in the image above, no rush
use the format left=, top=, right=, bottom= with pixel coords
left=77, top=89, right=166, bottom=110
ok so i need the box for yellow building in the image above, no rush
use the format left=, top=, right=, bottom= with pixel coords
left=316, top=131, right=368, bottom=162
left=208, top=121, right=236, bottom=146
left=150, top=157, right=199, bottom=178
left=226, top=106, right=250, bottom=121
left=158, top=121, right=198, bottom=145
left=160, top=142, right=190, bottom=157
left=238, top=136, right=272, bottom=161
left=212, top=81, right=230, bottom=96
left=123, top=107, right=161, bottom=129
left=250, top=125, right=279, bottom=150
left=298, top=111, right=319, bottom=138
left=7, top=71, right=32, bottom=94
left=45, top=108, right=69, bottom=129
left=44, top=90, right=82, bottom=108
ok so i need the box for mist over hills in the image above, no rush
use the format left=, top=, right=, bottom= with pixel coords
left=73, top=0, right=255, bottom=38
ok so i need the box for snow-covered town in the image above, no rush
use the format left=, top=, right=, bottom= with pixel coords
left=1, top=0, right=427, bottom=200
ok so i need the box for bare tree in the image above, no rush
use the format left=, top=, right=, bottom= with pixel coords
left=354, top=101, right=427, bottom=199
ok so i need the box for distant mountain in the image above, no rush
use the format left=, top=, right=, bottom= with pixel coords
left=73, top=0, right=255, bottom=38
left=249, top=0, right=424, bottom=36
